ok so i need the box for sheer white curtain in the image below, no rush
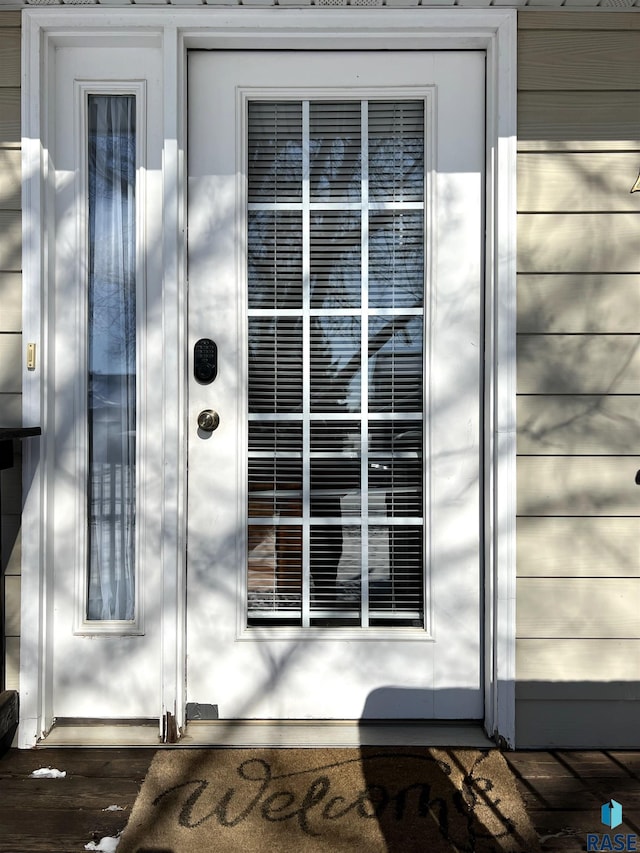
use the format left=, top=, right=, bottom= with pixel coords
left=87, top=95, right=136, bottom=621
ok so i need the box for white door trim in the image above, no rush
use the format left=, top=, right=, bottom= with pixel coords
left=20, top=7, right=516, bottom=748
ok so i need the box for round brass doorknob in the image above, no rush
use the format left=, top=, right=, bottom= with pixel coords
left=197, top=409, right=220, bottom=432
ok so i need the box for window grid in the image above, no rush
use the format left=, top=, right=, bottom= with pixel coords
left=247, top=98, right=425, bottom=627
left=360, top=100, right=370, bottom=627
left=302, top=100, right=311, bottom=627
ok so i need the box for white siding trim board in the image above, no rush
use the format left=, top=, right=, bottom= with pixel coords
left=11, top=0, right=640, bottom=5
left=0, top=0, right=639, bottom=5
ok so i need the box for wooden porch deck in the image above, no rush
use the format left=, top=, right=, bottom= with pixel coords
left=0, top=748, right=153, bottom=853
left=505, top=750, right=640, bottom=851
left=1, top=747, right=639, bottom=851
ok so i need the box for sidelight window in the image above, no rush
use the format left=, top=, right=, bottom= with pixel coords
left=86, top=94, right=137, bottom=621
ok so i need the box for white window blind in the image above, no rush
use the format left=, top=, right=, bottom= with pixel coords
left=247, top=99, right=425, bottom=628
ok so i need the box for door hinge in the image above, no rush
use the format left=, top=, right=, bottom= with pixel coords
left=162, top=711, right=179, bottom=744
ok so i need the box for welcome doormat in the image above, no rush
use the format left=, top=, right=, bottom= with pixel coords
left=117, top=748, right=540, bottom=852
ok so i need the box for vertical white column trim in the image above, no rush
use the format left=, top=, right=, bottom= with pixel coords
left=483, top=12, right=517, bottom=748
left=160, top=24, right=187, bottom=736
left=19, top=12, right=48, bottom=748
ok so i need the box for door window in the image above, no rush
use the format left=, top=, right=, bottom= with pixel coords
left=246, top=99, right=426, bottom=628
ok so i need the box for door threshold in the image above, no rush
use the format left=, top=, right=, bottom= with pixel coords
left=36, top=719, right=494, bottom=748
left=180, top=720, right=494, bottom=748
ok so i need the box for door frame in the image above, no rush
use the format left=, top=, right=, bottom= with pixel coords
left=20, top=7, right=517, bottom=748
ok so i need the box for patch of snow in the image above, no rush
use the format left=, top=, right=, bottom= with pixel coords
left=29, top=767, right=67, bottom=779
left=102, top=805, right=125, bottom=812
left=84, top=836, right=120, bottom=853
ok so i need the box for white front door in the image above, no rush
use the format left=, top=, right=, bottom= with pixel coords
left=186, top=49, right=484, bottom=721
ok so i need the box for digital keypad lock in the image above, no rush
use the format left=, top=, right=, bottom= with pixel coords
left=194, top=338, right=218, bottom=384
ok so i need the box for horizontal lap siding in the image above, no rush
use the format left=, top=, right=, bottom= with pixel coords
left=516, top=10, right=640, bottom=747
left=0, top=12, right=21, bottom=694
